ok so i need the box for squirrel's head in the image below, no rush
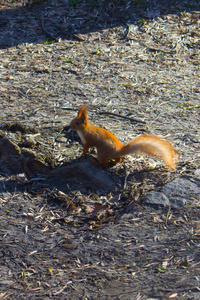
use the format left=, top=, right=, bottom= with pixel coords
left=70, top=104, right=89, bottom=131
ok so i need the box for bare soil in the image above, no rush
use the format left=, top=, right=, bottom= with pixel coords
left=0, top=0, right=200, bottom=299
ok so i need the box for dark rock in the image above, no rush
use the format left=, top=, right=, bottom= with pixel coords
left=50, top=157, right=117, bottom=191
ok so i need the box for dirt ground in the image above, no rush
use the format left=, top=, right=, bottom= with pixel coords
left=0, top=0, right=200, bottom=299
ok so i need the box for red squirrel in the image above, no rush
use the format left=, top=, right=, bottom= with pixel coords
left=70, top=104, right=177, bottom=169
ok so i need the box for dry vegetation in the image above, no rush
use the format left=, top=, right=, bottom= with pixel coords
left=0, top=0, right=200, bottom=299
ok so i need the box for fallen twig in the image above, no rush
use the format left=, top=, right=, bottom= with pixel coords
left=41, top=15, right=60, bottom=42
left=99, top=111, right=146, bottom=124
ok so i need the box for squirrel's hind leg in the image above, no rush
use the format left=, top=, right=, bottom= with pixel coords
left=112, top=157, right=121, bottom=164
left=108, top=157, right=122, bottom=166
left=82, top=145, right=90, bottom=156
left=92, top=157, right=109, bottom=167
left=92, top=156, right=122, bottom=167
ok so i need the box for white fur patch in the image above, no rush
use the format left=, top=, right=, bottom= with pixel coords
left=77, top=131, right=86, bottom=144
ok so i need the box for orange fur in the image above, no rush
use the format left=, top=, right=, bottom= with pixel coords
left=70, top=104, right=177, bottom=169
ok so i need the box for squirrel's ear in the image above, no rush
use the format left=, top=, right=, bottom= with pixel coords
left=78, top=104, right=90, bottom=119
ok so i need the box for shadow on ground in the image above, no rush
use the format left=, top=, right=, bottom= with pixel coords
left=0, top=0, right=199, bottom=49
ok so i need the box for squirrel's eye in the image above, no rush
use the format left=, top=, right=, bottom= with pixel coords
left=76, top=122, right=79, bottom=125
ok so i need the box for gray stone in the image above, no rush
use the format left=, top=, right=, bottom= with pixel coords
left=194, top=169, right=200, bottom=179
left=161, top=178, right=200, bottom=199
left=144, top=190, right=187, bottom=208
left=166, top=196, right=187, bottom=208
left=144, top=177, right=200, bottom=208
left=144, top=191, right=170, bottom=207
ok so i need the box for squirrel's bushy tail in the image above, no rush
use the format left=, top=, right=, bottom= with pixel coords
left=119, top=135, right=177, bottom=169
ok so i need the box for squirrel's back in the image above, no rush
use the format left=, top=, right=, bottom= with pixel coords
left=70, top=104, right=177, bottom=169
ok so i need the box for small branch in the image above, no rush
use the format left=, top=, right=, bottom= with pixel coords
left=98, top=111, right=146, bottom=124
left=41, top=15, right=60, bottom=42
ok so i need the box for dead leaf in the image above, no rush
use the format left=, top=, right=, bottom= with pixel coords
left=90, top=204, right=113, bottom=220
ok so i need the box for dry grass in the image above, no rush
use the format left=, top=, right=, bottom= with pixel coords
left=0, top=0, right=200, bottom=299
